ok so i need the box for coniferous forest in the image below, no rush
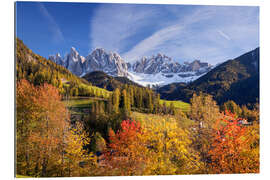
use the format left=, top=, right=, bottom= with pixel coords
left=16, top=36, right=259, bottom=177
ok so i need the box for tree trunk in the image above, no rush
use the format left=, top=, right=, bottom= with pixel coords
left=41, top=157, right=48, bottom=177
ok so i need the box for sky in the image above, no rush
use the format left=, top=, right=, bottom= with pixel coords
left=16, top=2, right=259, bottom=65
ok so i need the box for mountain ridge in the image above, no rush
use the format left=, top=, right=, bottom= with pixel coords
left=49, top=48, right=213, bottom=86
left=82, top=71, right=143, bottom=91
left=157, top=47, right=259, bottom=105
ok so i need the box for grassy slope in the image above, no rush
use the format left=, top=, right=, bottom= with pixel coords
left=159, top=99, right=190, bottom=113
left=16, top=174, right=32, bottom=178
left=64, top=97, right=107, bottom=108
left=64, top=97, right=190, bottom=116
left=131, top=111, right=195, bottom=129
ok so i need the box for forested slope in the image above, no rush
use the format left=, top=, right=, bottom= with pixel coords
left=82, top=71, right=142, bottom=91
left=16, top=38, right=111, bottom=98
left=158, top=48, right=259, bottom=106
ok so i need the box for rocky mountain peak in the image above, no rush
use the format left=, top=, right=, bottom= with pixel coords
left=48, top=53, right=64, bottom=66
left=132, top=53, right=181, bottom=74
left=48, top=48, right=213, bottom=86
left=90, top=48, right=106, bottom=58
left=70, top=47, right=79, bottom=60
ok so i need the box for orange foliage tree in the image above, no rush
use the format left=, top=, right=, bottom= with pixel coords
left=101, top=118, right=201, bottom=176
left=102, top=120, right=149, bottom=175
left=16, top=79, right=71, bottom=176
left=208, top=111, right=259, bottom=173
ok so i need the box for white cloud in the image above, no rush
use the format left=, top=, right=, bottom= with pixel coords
left=89, top=4, right=161, bottom=53
left=89, top=4, right=259, bottom=64
left=38, top=3, right=64, bottom=43
left=217, top=30, right=231, bottom=41
left=122, top=6, right=218, bottom=61
left=122, top=24, right=184, bottom=61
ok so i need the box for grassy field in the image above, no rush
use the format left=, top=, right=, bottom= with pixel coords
left=160, top=99, right=190, bottom=113
left=63, top=97, right=107, bottom=108
left=63, top=96, right=190, bottom=113
left=131, top=111, right=195, bottom=129
left=16, top=174, right=32, bottom=178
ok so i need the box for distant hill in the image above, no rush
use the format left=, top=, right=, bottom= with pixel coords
left=157, top=48, right=259, bottom=105
left=82, top=71, right=143, bottom=91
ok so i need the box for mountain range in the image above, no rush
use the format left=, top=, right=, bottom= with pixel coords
left=49, top=48, right=212, bottom=86
left=49, top=48, right=128, bottom=77
left=157, top=47, right=259, bottom=105
left=17, top=38, right=259, bottom=106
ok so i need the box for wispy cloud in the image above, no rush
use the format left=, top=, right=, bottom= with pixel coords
left=89, top=4, right=259, bottom=64
left=38, top=3, right=64, bottom=43
left=217, top=30, right=231, bottom=41
left=121, top=6, right=218, bottom=61
left=89, top=4, right=163, bottom=54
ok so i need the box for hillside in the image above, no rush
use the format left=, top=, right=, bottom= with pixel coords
left=157, top=48, right=259, bottom=105
left=82, top=71, right=142, bottom=91
left=16, top=38, right=111, bottom=98
left=16, top=38, right=89, bottom=85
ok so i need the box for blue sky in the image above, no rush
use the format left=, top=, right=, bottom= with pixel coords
left=16, top=2, right=259, bottom=65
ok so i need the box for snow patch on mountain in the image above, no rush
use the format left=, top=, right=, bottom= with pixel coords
left=48, top=48, right=213, bottom=87
left=127, top=71, right=206, bottom=87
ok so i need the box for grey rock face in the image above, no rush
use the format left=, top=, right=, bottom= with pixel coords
left=84, top=48, right=128, bottom=76
left=64, top=47, right=85, bottom=76
left=48, top=53, right=64, bottom=66
left=49, top=48, right=128, bottom=77
left=48, top=48, right=212, bottom=84
left=132, top=54, right=211, bottom=76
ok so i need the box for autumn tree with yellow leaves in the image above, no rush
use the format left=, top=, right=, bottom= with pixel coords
left=16, top=79, right=96, bottom=177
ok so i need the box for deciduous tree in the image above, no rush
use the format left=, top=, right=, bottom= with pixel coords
left=209, top=111, right=259, bottom=173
